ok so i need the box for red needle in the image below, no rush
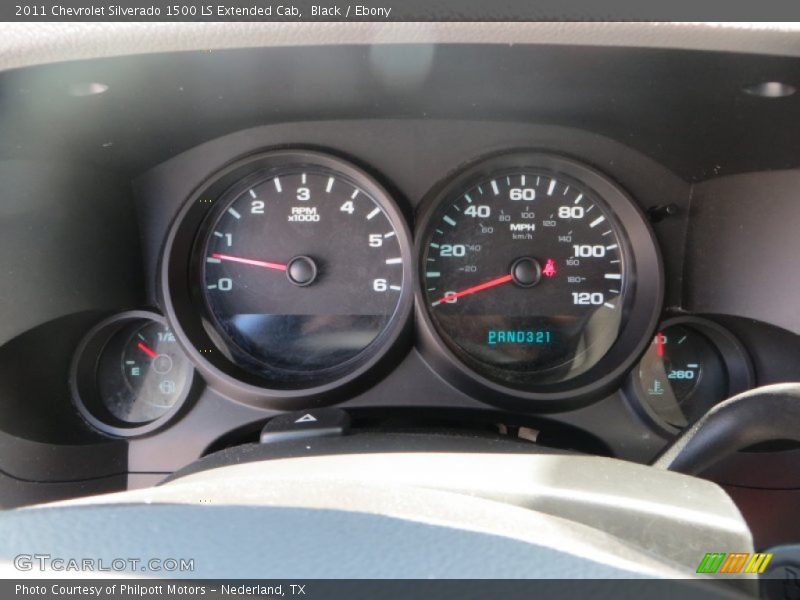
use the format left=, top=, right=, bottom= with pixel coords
left=432, top=274, right=514, bottom=306
left=656, top=332, right=665, bottom=358
left=137, top=342, right=158, bottom=360
left=211, top=253, right=287, bottom=271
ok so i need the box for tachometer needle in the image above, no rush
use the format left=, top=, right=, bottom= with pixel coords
left=431, top=274, right=514, bottom=307
left=137, top=342, right=158, bottom=360
left=211, top=253, right=287, bottom=271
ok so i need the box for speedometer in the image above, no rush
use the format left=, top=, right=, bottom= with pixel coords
left=416, top=153, right=662, bottom=406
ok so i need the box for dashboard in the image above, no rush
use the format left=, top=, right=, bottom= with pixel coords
left=2, top=36, right=800, bottom=549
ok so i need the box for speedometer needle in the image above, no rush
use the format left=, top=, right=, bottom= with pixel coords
left=431, top=274, right=514, bottom=307
left=211, top=253, right=287, bottom=271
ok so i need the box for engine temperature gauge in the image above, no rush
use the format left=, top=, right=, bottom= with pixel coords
left=631, top=317, right=753, bottom=432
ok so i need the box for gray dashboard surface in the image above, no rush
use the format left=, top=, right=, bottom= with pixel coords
left=0, top=451, right=752, bottom=593
left=2, top=22, right=800, bottom=72
left=0, top=504, right=661, bottom=579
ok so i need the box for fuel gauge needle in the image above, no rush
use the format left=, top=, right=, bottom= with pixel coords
left=137, top=342, right=158, bottom=360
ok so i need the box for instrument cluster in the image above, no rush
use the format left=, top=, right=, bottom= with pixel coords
left=69, top=147, right=752, bottom=439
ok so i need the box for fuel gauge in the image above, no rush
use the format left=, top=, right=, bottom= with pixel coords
left=71, top=311, right=195, bottom=437
left=99, top=320, right=192, bottom=424
left=631, top=317, right=753, bottom=432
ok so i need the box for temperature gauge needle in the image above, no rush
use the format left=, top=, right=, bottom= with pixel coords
left=656, top=332, right=665, bottom=358
left=432, top=274, right=514, bottom=307
left=211, top=253, right=287, bottom=271
left=137, top=342, right=158, bottom=360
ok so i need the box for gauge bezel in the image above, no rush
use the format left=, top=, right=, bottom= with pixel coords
left=414, top=151, right=664, bottom=411
left=160, top=149, right=415, bottom=409
left=626, top=315, right=754, bottom=436
left=70, top=310, right=196, bottom=438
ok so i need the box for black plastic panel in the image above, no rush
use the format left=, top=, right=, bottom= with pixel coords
left=0, top=470, right=126, bottom=510
left=0, top=160, right=143, bottom=348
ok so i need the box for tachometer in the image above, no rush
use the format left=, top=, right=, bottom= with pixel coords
left=162, top=150, right=413, bottom=404
left=416, top=153, right=662, bottom=407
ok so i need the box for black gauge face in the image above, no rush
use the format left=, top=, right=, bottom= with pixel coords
left=98, top=321, right=192, bottom=423
left=420, top=168, right=630, bottom=386
left=632, top=318, right=753, bottom=431
left=637, top=326, right=727, bottom=428
left=198, top=160, right=408, bottom=388
left=71, top=312, right=194, bottom=437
